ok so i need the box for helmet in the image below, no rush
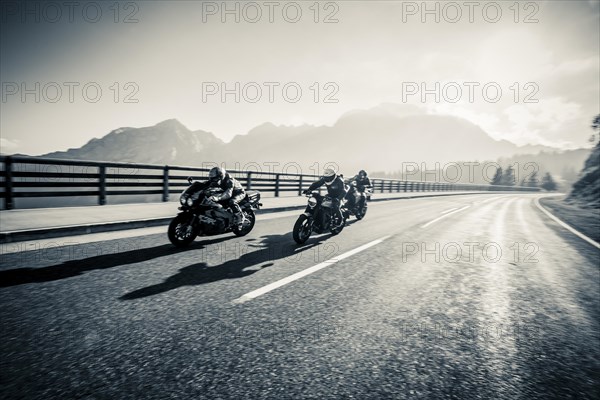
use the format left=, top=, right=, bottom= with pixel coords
left=208, top=167, right=225, bottom=183
left=359, top=169, right=367, bottom=178
left=323, top=167, right=337, bottom=183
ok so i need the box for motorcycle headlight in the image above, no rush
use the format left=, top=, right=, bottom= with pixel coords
left=308, top=197, right=317, bottom=208
left=186, top=197, right=194, bottom=207
left=180, top=195, right=187, bottom=205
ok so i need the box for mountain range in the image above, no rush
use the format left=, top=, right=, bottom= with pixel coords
left=43, top=119, right=224, bottom=165
left=40, top=104, right=570, bottom=174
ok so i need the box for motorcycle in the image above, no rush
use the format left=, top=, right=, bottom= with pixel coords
left=342, top=181, right=371, bottom=220
left=168, top=178, right=262, bottom=247
left=292, top=191, right=346, bottom=244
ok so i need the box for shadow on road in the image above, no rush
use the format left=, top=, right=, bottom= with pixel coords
left=345, top=218, right=361, bottom=227
left=0, top=236, right=232, bottom=288
left=119, top=232, right=333, bottom=300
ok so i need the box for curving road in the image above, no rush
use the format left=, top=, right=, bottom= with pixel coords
left=1, top=194, right=598, bottom=399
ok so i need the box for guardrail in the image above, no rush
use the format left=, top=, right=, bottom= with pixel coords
left=0, top=156, right=539, bottom=210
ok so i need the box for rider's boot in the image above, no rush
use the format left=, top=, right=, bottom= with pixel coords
left=333, top=209, right=345, bottom=228
left=232, top=204, right=248, bottom=229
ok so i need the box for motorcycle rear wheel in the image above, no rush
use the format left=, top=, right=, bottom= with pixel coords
left=168, top=214, right=198, bottom=247
left=356, top=203, right=368, bottom=220
left=330, top=215, right=346, bottom=235
left=233, top=209, right=256, bottom=237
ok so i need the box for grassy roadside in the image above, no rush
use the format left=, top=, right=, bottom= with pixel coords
left=539, top=196, right=600, bottom=244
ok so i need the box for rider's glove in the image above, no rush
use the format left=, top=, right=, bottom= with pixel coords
left=303, top=189, right=311, bottom=195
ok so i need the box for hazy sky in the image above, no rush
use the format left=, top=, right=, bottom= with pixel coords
left=1, top=0, right=599, bottom=155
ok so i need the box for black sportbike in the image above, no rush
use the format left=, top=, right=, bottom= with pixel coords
left=292, top=191, right=346, bottom=244
left=342, top=181, right=371, bottom=220
left=168, top=178, right=262, bottom=247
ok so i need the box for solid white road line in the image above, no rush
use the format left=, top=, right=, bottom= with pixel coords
left=420, top=205, right=470, bottom=228
left=232, top=235, right=391, bottom=304
left=478, top=196, right=500, bottom=204
left=440, top=207, right=458, bottom=215
left=534, top=197, right=600, bottom=249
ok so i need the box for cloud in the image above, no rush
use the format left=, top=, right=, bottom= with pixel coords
left=503, top=97, right=583, bottom=146
left=426, top=103, right=501, bottom=137
left=539, top=56, right=599, bottom=78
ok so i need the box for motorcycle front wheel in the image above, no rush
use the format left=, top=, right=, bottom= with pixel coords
left=168, top=214, right=198, bottom=247
left=293, top=214, right=312, bottom=244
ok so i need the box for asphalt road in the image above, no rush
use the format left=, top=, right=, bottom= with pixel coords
left=1, top=194, right=598, bottom=400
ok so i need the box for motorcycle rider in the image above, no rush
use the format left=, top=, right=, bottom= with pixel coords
left=303, top=168, right=346, bottom=228
left=195, top=167, right=247, bottom=228
left=345, top=169, right=372, bottom=208
left=354, top=170, right=372, bottom=191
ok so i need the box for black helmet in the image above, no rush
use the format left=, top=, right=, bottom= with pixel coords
left=359, top=169, right=367, bottom=178
left=208, top=167, right=225, bottom=183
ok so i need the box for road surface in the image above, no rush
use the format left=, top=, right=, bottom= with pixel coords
left=1, top=193, right=598, bottom=399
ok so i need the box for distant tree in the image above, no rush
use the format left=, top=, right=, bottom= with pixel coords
left=590, top=114, right=600, bottom=145
left=567, top=114, right=600, bottom=207
left=525, top=170, right=539, bottom=187
left=541, top=172, right=558, bottom=191
left=502, top=165, right=516, bottom=186
left=490, top=167, right=503, bottom=185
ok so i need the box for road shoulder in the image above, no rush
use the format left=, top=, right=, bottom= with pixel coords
left=538, top=195, right=600, bottom=245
